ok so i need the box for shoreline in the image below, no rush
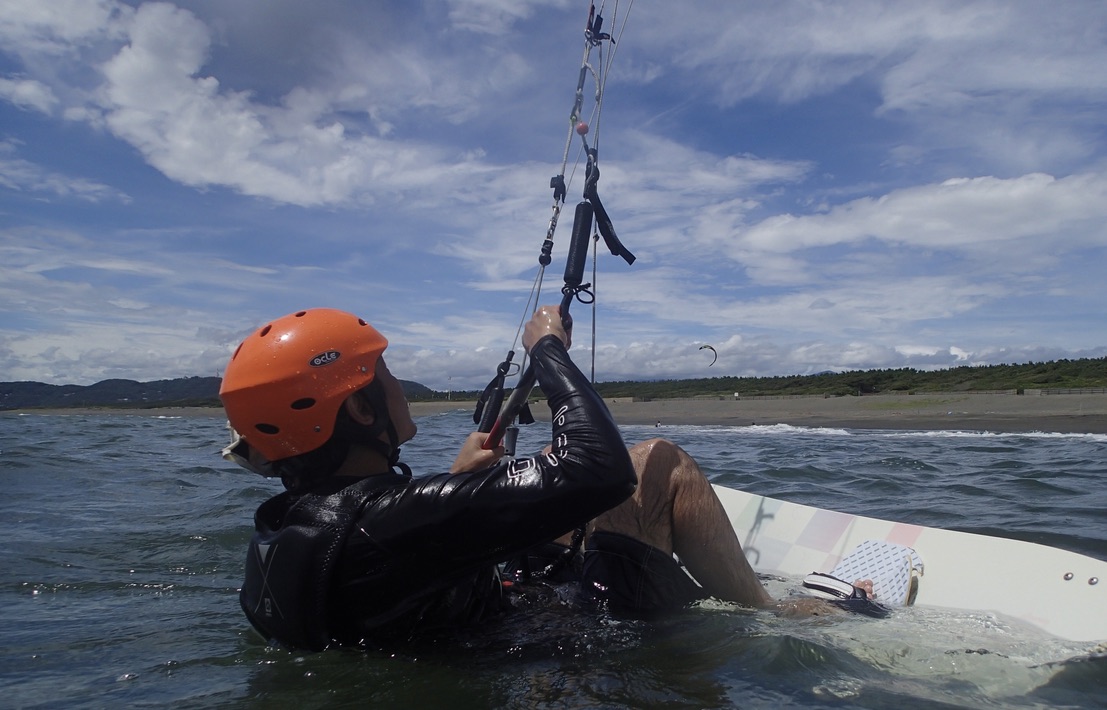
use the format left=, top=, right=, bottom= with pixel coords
left=6, top=392, right=1107, bottom=434
left=600, top=393, right=1107, bottom=434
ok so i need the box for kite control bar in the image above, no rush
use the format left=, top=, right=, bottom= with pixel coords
left=480, top=201, right=596, bottom=450
left=473, top=3, right=635, bottom=454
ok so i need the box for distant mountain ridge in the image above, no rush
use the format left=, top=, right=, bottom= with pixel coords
left=0, top=377, right=436, bottom=410
left=5, top=356, right=1106, bottom=410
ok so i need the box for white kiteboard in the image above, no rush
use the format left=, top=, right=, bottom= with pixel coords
left=712, top=484, right=1107, bottom=644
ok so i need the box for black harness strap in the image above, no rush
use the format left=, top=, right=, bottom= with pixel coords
left=240, top=474, right=408, bottom=650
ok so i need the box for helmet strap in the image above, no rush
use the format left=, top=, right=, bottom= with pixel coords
left=274, top=438, right=351, bottom=493
left=276, top=378, right=408, bottom=492
left=335, top=379, right=405, bottom=471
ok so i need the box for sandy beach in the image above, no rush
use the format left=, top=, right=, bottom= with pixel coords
left=598, top=393, right=1107, bottom=434
left=420, top=392, right=1107, bottom=433
left=10, top=392, right=1107, bottom=433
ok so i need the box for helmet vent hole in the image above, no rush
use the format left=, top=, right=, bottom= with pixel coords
left=290, top=398, right=316, bottom=410
left=294, top=311, right=307, bottom=317
left=259, top=325, right=272, bottom=337
left=255, top=423, right=280, bottom=435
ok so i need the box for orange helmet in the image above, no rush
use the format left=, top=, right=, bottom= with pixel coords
left=219, top=308, right=388, bottom=462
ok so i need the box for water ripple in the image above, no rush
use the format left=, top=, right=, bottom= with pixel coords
left=1, top=410, right=1104, bottom=708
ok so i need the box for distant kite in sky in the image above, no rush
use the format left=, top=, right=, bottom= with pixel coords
left=699, top=344, right=717, bottom=366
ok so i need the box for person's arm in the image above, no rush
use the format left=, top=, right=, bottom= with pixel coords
left=350, top=333, right=635, bottom=573
left=448, top=305, right=566, bottom=474
left=449, top=432, right=504, bottom=473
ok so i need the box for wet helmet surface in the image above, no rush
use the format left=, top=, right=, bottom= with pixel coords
left=219, top=308, right=388, bottom=462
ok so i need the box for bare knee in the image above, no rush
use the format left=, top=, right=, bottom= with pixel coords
left=628, top=438, right=686, bottom=474
left=590, top=439, right=683, bottom=551
left=630, top=437, right=679, bottom=454
left=629, top=438, right=701, bottom=489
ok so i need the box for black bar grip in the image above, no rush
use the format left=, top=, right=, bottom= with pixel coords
left=565, top=201, right=593, bottom=287
left=476, top=386, right=504, bottom=433
left=483, top=367, right=535, bottom=449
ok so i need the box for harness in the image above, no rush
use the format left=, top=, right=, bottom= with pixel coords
left=240, top=473, right=408, bottom=650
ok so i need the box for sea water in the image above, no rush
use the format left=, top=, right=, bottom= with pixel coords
left=1, top=409, right=1104, bottom=709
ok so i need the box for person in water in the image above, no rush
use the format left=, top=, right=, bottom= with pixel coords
left=220, top=306, right=848, bottom=651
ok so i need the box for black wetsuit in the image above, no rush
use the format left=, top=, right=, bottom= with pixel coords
left=240, top=336, right=636, bottom=650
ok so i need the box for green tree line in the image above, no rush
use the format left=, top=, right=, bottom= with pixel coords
left=5, top=357, right=1106, bottom=410
left=584, top=358, right=1107, bottom=400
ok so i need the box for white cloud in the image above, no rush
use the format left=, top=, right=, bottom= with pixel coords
left=444, top=0, right=563, bottom=35
left=0, top=77, right=58, bottom=114
left=0, top=0, right=128, bottom=55
left=738, top=172, right=1107, bottom=257
left=0, top=142, right=130, bottom=202
left=1, top=1, right=1106, bottom=389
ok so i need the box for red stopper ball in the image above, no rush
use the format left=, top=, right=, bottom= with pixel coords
left=576, top=121, right=589, bottom=135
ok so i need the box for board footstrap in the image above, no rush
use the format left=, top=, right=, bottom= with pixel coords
left=802, top=572, right=861, bottom=599
left=801, top=572, right=890, bottom=618
left=829, top=539, right=924, bottom=607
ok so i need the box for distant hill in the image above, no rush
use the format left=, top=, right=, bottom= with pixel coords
left=0, top=377, right=438, bottom=411
left=4, top=356, right=1106, bottom=411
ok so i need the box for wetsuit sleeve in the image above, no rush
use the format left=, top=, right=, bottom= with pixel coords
left=345, top=335, right=636, bottom=577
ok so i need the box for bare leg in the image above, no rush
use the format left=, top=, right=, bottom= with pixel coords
left=589, top=438, right=773, bottom=608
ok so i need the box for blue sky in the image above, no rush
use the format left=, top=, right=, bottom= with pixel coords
left=2, top=0, right=1106, bottom=391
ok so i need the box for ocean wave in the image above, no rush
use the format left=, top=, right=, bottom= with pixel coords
left=622, top=422, right=855, bottom=437
left=889, top=429, right=1107, bottom=442
left=2, top=406, right=1104, bottom=709
left=627, top=422, right=1107, bottom=443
